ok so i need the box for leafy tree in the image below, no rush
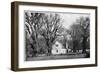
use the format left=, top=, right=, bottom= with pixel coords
left=69, top=16, right=90, bottom=53
left=78, top=17, right=90, bottom=53
left=70, top=24, right=83, bottom=52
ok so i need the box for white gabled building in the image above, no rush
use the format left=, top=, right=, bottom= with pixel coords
left=52, top=41, right=66, bottom=55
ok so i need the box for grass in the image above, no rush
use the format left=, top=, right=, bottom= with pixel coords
left=26, top=53, right=88, bottom=61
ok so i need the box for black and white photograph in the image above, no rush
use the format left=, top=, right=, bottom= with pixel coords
left=25, top=11, right=90, bottom=61
left=11, top=2, right=97, bottom=71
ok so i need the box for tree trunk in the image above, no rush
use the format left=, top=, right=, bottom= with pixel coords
left=46, top=39, right=52, bottom=56
left=82, top=36, right=87, bottom=53
left=33, top=30, right=40, bottom=55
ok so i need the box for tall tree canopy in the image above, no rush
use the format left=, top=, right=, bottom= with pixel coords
left=25, top=12, right=64, bottom=55
left=69, top=16, right=90, bottom=52
left=39, top=13, right=63, bottom=55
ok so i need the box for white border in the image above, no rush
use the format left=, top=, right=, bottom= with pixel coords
left=18, top=5, right=96, bottom=68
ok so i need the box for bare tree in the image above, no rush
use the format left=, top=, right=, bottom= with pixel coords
left=25, top=12, right=46, bottom=56
left=39, top=13, right=63, bottom=55
left=25, top=12, right=64, bottom=56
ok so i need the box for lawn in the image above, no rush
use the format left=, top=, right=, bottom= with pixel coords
left=26, top=53, right=88, bottom=61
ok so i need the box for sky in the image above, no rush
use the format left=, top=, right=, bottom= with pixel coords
left=60, top=13, right=90, bottom=29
